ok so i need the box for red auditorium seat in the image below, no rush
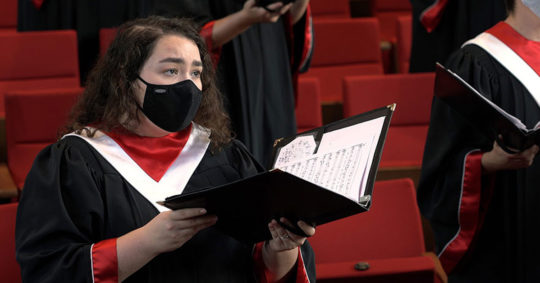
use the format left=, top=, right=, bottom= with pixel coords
left=396, top=15, right=412, bottom=73
left=309, top=178, right=439, bottom=282
left=310, top=0, right=350, bottom=18
left=0, top=30, right=80, bottom=117
left=343, top=73, right=435, bottom=173
left=99, top=27, right=118, bottom=56
left=301, top=18, right=383, bottom=103
left=0, top=202, right=21, bottom=283
left=296, top=78, right=323, bottom=133
left=373, top=0, right=412, bottom=42
left=0, top=0, right=17, bottom=32
left=5, top=88, right=82, bottom=189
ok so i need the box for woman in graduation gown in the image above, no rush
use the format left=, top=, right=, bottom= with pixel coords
left=153, top=0, right=313, bottom=168
left=15, top=16, right=316, bottom=283
left=417, top=0, right=540, bottom=281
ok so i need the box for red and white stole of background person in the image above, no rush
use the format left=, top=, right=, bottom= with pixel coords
left=64, top=124, right=210, bottom=212
left=463, top=22, right=540, bottom=108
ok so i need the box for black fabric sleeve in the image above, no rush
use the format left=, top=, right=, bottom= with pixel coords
left=15, top=138, right=105, bottom=283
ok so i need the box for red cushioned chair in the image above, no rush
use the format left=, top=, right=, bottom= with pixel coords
left=99, top=27, right=118, bottom=57
left=310, top=0, right=350, bottom=18
left=309, top=178, right=437, bottom=282
left=0, top=0, right=17, bottom=32
left=5, top=88, right=82, bottom=189
left=0, top=202, right=21, bottom=283
left=0, top=30, right=80, bottom=117
left=300, top=18, right=384, bottom=103
left=296, top=77, right=323, bottom=133
left=373, top=0, right=412, bottom=42
left=343, top=73, right=435, bottom=169
left=395, top=15, right=412, bottom=73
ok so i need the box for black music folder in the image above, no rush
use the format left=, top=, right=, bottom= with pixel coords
left=435, top=63, right=540, bottom=152
left=159, top=105, right=394, bottom=244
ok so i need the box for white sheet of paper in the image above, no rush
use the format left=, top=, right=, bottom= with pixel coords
left=274, top=116, right=386, bottom=202
left=273, top=135, right=317, bottom=168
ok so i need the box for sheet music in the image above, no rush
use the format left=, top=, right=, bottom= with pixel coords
left=274, top=116, right=386, bottom=202
left=274, top=135, right=317, bottom=167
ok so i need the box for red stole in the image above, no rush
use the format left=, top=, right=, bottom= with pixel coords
left=486, top=22, right=540, bottom=76
left=106, top=125, right=192, bottom=182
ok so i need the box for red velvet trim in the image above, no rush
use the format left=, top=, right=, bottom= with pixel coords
left=253, top=243, right=309, bottom=283
left=439, top=151, right=487, bottom=273
left=92, top=238, right=118, bottom=283
left=288, top=6, right=312, bottom=107
left=294, top=247, right=310, bottom=283
left=299, top=5, right=313, bottom=73
left=200, top=21, right=222, bottom=66
left=486, top=22, right=540, bottom=77
left=419, top=0, right=449, bottom=33
left=32, top=0, right=45, bottom=9
left=105, top=124, right=192, bottom=182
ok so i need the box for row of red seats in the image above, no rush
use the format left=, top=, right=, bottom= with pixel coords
left=0, top=178, right=444, bottom=283
left=300, top=15, right=412, bottom=104
left=0, top=30, right=81, bottom=200
left=297, top=73, right=435, bottom=178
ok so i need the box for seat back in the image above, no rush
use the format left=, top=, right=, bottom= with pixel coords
left=374, top=0, right=412, bottom=42
left=99, top=27, right=118, bottom=57
left=0, top=202, right=21, bottom=283
left=396, top=15, right=412, bottom=73
left=343, top=73, right=434, bottom=126
left=343, top=73, right=434, bottom=167
left=6, top=88, right=82, bottom=189
left=296, top=77, right=323, bottom=133
left=0, top=30, right=80, bottom=117
left=0, top=0, right=17, bottom=31
left=310, top=0, right=350, bottom=18
left=309, top=178, right=425, bottom=263
left=301, top=18, right=383, bottom=103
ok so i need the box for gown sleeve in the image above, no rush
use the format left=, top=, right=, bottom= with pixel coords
left=15, top=137, right=117, bottom=283
left=288, top=5, right=313, bottom=74
left=416, top=45, right=497, bottom=274
left=225, top=140, right=316, bottom=282
left=252, top=242, right=315, bottom=283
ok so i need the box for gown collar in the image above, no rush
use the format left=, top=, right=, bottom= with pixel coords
left=106, top=125, right=192, bottom=182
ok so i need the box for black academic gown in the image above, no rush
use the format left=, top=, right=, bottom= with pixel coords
left=417, top=45, right=540, bottom=282
left=409, top=0, right=506, bottom=72
left=15, top=136, right=316, bottom=283
left=153, top=0, right=312, bottom=168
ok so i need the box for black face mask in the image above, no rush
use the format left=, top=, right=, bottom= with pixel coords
left=137, top=76, right=202, bottom=132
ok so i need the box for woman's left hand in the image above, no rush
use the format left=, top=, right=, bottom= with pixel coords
left=266, top=217, right=315, bottom=252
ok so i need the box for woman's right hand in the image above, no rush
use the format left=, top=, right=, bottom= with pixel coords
left=481, top=141, right=539, bottom=174
left=142, top=208, right=218, bottom=254
left=117, top=208, right=217, bottom=281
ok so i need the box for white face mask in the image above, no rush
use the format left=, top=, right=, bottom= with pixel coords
left=522, top=0, right=540, bottom=18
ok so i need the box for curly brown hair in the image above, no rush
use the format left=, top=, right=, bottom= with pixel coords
left=62, top=16, right=232, bottom=149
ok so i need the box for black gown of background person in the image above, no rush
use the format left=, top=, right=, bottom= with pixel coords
left=417, top=46, right=540, bottom=281
left=409, top=0, right=506, bottom=72
left=16, top=135, right=316, bottom=282
left=17, top=0, right=152, bottom=82
left=153, top=0, right=313, bottom=168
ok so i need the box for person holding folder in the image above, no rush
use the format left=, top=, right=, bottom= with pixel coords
left=15, top=16, right=315, bottom=283
left=418, top=0, right=540, bottom=282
